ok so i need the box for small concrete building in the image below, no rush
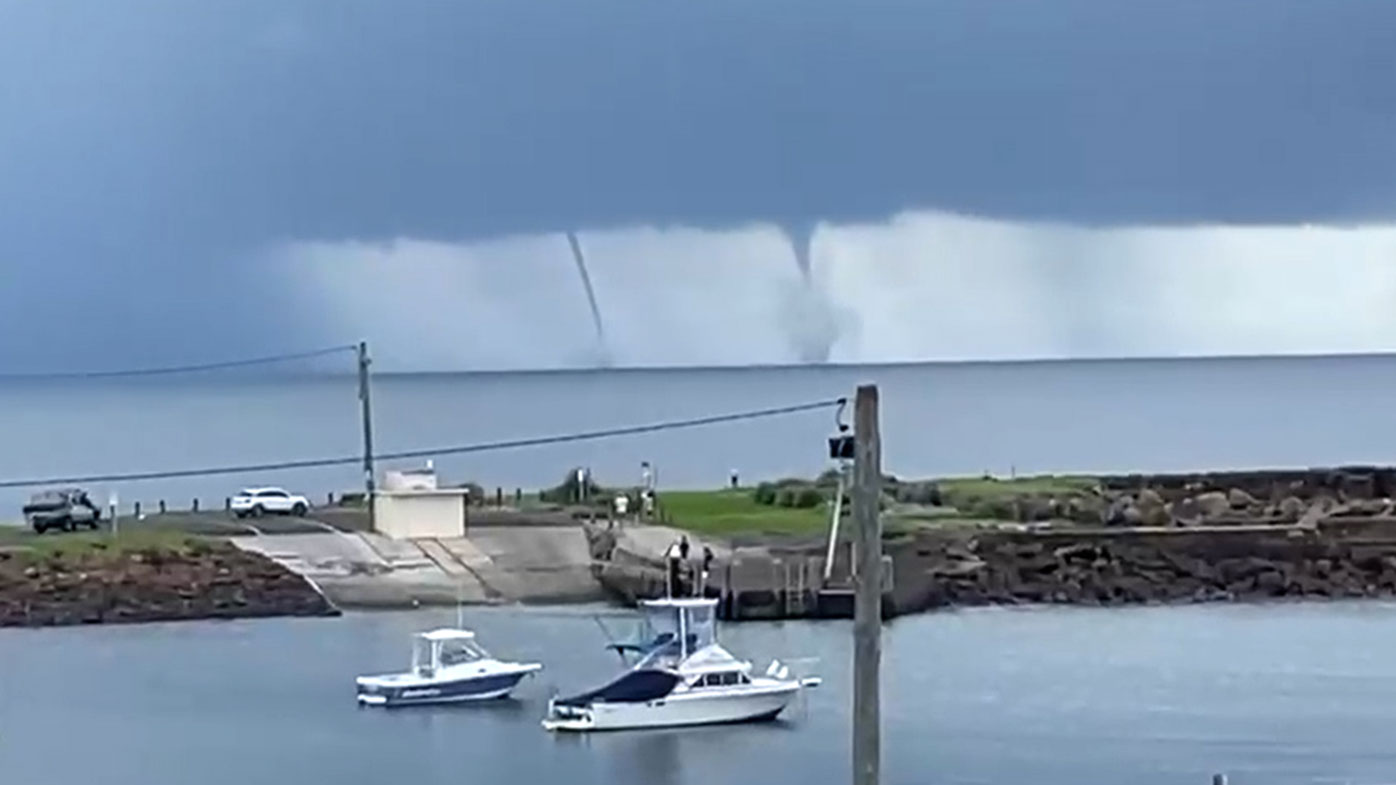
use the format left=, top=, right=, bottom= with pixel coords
left=373, top=467, right=470, bottom=539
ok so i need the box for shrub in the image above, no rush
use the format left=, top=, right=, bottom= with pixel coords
left=775, top=487, right=799, bottom=508
left=964, top=497, right=1017, bottom=521
left=456, top=482, right=487, bottom=506
left=895, top=482, right=942, bottom=506
left=792, top=487, right=824, bottom=509
left=539, top=469, right=606, bottom=504
left=753, top=482, right=778, bottom=506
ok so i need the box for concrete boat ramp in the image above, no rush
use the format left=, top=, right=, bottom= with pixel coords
left=229, top=523, right=706, bottom=609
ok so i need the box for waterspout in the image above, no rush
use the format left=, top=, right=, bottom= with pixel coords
left=566, top=231, right=612, bottom=367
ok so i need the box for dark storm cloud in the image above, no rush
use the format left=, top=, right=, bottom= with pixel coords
left=1, top=0, right=1394, bottom=368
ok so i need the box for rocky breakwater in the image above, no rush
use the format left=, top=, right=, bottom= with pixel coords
left=1099, top=466, right=1396, bottom=527
left=0, top=536, right=338, bottom=627
left=902, top=526, right=1396, bottom=611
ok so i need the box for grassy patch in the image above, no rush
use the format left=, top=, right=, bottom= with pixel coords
left=0, top=530, right=210, bottom=565
left=937, top=475, right=1098, bottom=499
left=659, top=490, right=830, bottom=537
left=658, top=474, right=1104, bottom=537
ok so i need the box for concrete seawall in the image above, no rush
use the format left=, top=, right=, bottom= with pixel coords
left=588, top=518, right=1396, bottom=620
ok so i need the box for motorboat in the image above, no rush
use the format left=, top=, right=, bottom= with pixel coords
left=543, top=597, right=820, bottom=731
left=356, top=628, right=541, bottom=707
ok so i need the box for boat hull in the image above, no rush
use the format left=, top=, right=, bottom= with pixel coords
left=544, top=683, right=799, bottom=731
left=357, top=670, right=532, bottom=707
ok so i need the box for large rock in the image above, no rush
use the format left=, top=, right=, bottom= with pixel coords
left=1105, top=496, right=1144, bottom=527
left=1170, top=497, right=1202, bottom=527
left=1136, top=489, right=1169, bottom=527
left=1276, top=496, right=1306, bottom=522
left=1227, top=488, right=1259, bottom=510
left=1195, top=491, right=1231, bottom=519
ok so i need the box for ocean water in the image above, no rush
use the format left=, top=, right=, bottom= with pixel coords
left=2, top=602, right=1395, bottom=785
left=3, top=354, right=1396, bottom=516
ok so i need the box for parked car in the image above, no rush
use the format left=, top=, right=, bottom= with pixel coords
left=231, top=487, right=310, bottom=518
left=23, top=488, right=103, bottom=534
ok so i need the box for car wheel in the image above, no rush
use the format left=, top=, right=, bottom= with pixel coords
left=33, top=524, right=46, bottom=535
left=292, top=503, right=307, bottom=517
left=251, top=505, right=265, bottom=518
left=61, top=519, right=74, bottom=533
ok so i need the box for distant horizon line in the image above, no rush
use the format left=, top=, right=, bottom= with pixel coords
left=5, top=348, right=1396, bottom=383
left=384, top=348, right=1396, bottom=376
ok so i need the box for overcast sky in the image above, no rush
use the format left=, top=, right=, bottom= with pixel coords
left=2, top=0, right=1395, bottom=370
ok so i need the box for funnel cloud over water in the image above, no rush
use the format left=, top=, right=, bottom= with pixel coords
left=566, top=232, right=611, bottom=366
left=283, top=210, right=1396, bottom=372
left=783, top=222, right=839, bottom=364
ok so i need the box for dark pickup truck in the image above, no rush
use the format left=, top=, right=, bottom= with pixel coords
left=22, top=488, right=103, bottom=534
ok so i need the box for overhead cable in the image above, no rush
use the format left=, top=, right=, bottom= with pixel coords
left=0, top=397, right=846, bottom=489
left=0, top=344, right=358, bottom=381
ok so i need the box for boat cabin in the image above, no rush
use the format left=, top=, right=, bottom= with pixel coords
left=632, top=598, right=720, bottom=666
left=411, top=629, right=490, bottom=676
left=685, top=669, right=752, bottom=689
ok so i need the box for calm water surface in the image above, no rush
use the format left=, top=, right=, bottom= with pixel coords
left=3, top=602, right=1396, bottom=785
left=4, top=354, right=1396, bottom=514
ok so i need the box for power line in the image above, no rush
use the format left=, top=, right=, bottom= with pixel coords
left=0, top=397, right=845, bottom=489
left=0, top=344, right=359, bottom=381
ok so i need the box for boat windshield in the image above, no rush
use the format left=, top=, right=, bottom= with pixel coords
left=633, top=602, right=718, bottom=667
left=412, top=636, right=488, bottom=673
left=439, top=639, right=488, bottom=667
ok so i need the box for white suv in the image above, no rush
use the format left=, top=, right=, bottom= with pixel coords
left=231, top=487, right=310, bottom=518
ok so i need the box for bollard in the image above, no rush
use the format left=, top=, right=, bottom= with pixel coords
left=224, top=497, right=231, bottom=511
left=515, top=488, right=522, bottom=505
left=158, top=499, right=166, bottom=514
left=328, top=492, right=335, bottom=506
left=495, top=487, right=503, bottom=507
left=134, top=501, right=142, bottom=518
left=192, top=498, right=199, bottom=512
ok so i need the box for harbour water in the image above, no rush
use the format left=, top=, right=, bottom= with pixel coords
left=3, top=602, right=1396, bottom=784
left=4, top=353, right=1396, bottom=515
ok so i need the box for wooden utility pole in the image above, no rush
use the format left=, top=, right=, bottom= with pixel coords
left=852, top=383, right=882, bottom=785
left=357, top=341, right=376, bottom=531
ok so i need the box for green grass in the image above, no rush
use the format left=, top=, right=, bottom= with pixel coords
left=659, top=489, right=830, bottom=537
left=658, top=474, right=1104, bottom=538
left=936, top=474, right=1098, bottom=499
left=0, top=529, right=208, bottom=564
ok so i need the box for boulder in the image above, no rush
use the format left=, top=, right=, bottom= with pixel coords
left=1136, top=489, right=1169, bottom=527
left=1104, top=496, right=1145, bottom=526
left=1170, top=497, right=1202, bottom=527
left=1120, top=503, right=1143, bottom=527
left=1066, top=496, right=1106, bottom=525
left=1254, top=570, right=1287, bottom=595
left=1195, top=491, right=1230, bottom=519
left=931, top=557, right=986, bottom=578
left=1276, top=496, right=1306, bottom=522
left=1227, top=488, right=1258, bottom=510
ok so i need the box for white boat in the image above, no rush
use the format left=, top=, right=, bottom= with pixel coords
left=356, top=628, right=541, bottom=707
left=543, top=597, right=820, bottom=731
